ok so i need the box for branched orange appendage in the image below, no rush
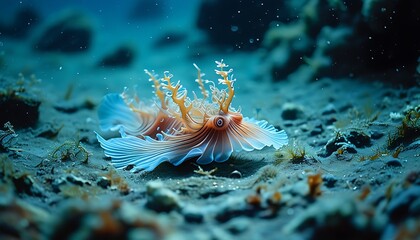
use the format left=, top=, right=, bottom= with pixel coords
left=161, top=72, right=201, bottom=132
left=145, top=69, right=167, bottom=110
left=215, top=60, right=235, bottom=114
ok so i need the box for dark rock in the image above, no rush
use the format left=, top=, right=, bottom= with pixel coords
left=52, top=175, right=91, bottom=192
left=33, top=123, right=62, bottom=139
left=97, top=45, right=135, bottom=68
left=53, top=99, right=96, bottom=114
left=52, top=178, right=66, bottom=193
left=196, top=0, right=285, bottom=51
left=97, top=177, right=111, bottom=189
left=350, top=177, right=366, bottom=188
left=405, top=171, right=420, bottom=186
left=0, top=77, right=40, bottom=129
left=324, top=117, right=337, bottom=126
left=320, top=130, right=372, bottom=157
left=66, top=175, right=91, bottom=186
left=347, top=131, right=371, bottom=148
left=34, top=12, right=92, bottom=53
left=323, top=174, right=338, bottom=188
left=337, top=143, right=357, bottom=154
left=385, top=159, right=403, bottom=167
left=338, top=103, right=353, bottom=112
left=387, top=185, right=420, bottom=223
left=283, top=122, right=294, bottom=128
left=310, top=127, right=323, bottom=136
left=0, top=8, right=40, bottom=38
left=319, top=134, right=348, bottom=157
left=183, top=212, right=204, bottom=223
left=312, top=120, right=323, bottom=129
left=12, top=174, right=44, bottom=197
left=281, top=103, right=305, bottom=120
left=370, top=131, right=384, bottom=140
left=0, top=92, right=40, bottom=128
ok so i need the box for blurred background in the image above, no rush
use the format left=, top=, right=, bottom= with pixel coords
left=0, top=0, right=419, bottom=97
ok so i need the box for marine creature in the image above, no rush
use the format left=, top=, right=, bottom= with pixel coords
left=96, top=60, right=288, bottom=171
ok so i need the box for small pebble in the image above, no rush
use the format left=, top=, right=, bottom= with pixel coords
left=226, top=218, right=250, bottom=234
left=310, top=127, right=323, bottom=136
left=146, top=181, right=180, bottom=212
left=184, top=212, right=204, bottom=224
left=229, top=170, right=242, bottom=179
left=323, top=174, right=338, bottom=188
left=321, top=103, right=337, bottom=115
left=324, top=117, right=337, bottom=126
left=52, top=178, right=66, bottom=193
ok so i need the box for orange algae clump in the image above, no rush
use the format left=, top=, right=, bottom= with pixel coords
left=307, top=173, right=323, bottom=197
left=96, top=60, right=288, bottom=172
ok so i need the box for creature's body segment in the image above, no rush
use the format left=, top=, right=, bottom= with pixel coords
left=96, top=60, right=288, bottom=171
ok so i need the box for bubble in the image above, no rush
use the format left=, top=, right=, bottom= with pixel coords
left=231, top=25, right=238, bottom=32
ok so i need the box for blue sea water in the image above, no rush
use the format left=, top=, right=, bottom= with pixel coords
left=1, top=0, right=215, bottom=100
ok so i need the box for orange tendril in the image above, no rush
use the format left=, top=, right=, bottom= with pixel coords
left=145, top=69, right=167, bottom=110
left=161, top=71, right=201, bottom=132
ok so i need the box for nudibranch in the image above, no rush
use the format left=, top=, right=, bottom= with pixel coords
left=96, top=60, right=288, bottom=171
